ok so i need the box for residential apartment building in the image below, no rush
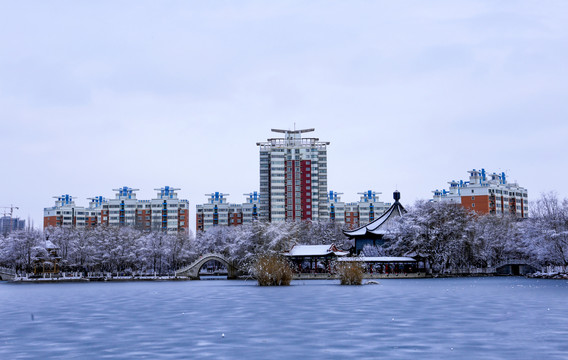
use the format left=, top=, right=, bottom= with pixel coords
left=344, top=202, right=360, bottom=229
left=44, top=195, right=86, bottom=228
left=257, top=128, right=329, bottom=223
left=196, top=192, right=232, bottom=231
left=432, top=169, right=528, bottom=217
left=105, top=187, right=139, bottom=227
left=0, top=216, right=25, bottom=235
left=241, top=192, right=260, bottom=224
left=147, top=186, right=189, bottom=232
left=44, top=186, right=189, bottom=232
left=328, top=190, right=391, bottom=229
left=356, top=190, right=391, bottom=225
left=328, top=191, right=346, bottom=224
left=86, top=196, right=107, bottom=228
left=196, top=192, right=260, bottom=232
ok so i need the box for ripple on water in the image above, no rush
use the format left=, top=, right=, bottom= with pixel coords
left=1, top=278, right=568, bottom=359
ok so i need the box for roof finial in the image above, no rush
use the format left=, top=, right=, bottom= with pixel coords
left=393, top=190, right=401, bottom=202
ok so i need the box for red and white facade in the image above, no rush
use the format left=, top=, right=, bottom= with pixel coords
left=44, top=195, right=86, bottom=228
left=432, top=169, right=528, bottom=217
left=257, top=128, right=329, bottom=223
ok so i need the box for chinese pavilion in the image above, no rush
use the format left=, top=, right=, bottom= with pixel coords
left=343, top=191, right=406, bottom=254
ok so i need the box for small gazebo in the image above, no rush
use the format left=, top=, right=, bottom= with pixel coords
left=33, top=240, right=61, bottom=275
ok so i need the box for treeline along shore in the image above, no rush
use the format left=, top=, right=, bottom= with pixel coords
left=1, top=192, right=567, bottom=280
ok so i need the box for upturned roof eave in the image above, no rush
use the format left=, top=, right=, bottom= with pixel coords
left=343, top=201, right=404, bottom=237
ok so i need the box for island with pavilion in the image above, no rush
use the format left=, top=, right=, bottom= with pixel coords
left=281, top=191, right=429, bottom=279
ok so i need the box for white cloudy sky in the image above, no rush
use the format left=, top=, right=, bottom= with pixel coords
left=1, top=1, right=567, bottom=230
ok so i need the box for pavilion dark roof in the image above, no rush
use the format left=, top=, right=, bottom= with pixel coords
left=343, top=191, right=406, bottom=238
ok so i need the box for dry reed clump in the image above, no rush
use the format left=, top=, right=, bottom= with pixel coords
left=336, top=261, right=364, bottom=285
left=253, top=254, right=293, bottom=286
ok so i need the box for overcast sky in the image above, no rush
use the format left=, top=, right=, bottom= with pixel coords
left=1, top=1, right=567, bottom=231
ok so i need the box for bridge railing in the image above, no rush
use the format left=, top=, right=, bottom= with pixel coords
left=495, top=259, right=540, bottom=270
left=444, top=267, right=496, bottom=275
left=0, top=266, right=16, bottom=275
left=543, top=265, right=567, bottom=274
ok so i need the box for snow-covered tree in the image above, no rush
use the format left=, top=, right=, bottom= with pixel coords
left=387, top=201, right=473, bottom=272
left=521, top=192, right=568, bottom=266
left=0, top=228, right=43, bottom=273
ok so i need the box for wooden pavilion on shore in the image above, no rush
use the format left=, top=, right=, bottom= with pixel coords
left=282, top=244, right=349, bottom=274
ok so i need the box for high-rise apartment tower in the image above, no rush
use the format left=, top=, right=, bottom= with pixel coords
left=257, top=128, right=329, bottom=222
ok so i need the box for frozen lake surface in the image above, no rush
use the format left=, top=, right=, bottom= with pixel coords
left=1, top=277, right=568, bottom=359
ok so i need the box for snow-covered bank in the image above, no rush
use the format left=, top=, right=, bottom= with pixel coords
left=528, top=272, right=568, bottom=279
left=10, top=275, right=192, bottom=283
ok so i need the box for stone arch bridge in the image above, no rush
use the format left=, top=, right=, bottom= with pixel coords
left=177, top=254, right=241, bottom=280
left=0, top=266, right=16, bottom=281
left=495, top=259, right=539, bottom=276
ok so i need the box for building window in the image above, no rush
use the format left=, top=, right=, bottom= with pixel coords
left=472, top=203, right=475, bottom=208
left=471, top=196, right=475, bottom=200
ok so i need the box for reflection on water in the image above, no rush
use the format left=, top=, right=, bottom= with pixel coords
left=1, top=278, right=568, bottom=359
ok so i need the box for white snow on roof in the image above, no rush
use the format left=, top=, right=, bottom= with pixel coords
left=343, top=201, right=405, bottom=237
left=45, top=240, right=59, bottom=249
left=284, top=244, right=348, bottom=257
left=337, top=257, right=416, bottom=262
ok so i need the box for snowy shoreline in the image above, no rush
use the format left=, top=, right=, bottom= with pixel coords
left=527, top=272, right=568, bottom=280
left=8, top=276, right=193, bottom=283
left=6, top=273, right=502, bottom=283
left=8, top=272, right=564, bottom=283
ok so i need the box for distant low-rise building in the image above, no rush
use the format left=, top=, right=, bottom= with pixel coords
left=432, top=169, right=528, bottom=217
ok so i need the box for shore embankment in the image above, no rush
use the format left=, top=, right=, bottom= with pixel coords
left=7, top=271, right=562, bottom=283
left=528, top=272, right=568, bottom=280
left=7, top=275, right=192, bottom=283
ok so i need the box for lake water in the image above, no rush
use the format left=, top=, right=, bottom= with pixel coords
left=1, top=277, right=567, bottom=359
